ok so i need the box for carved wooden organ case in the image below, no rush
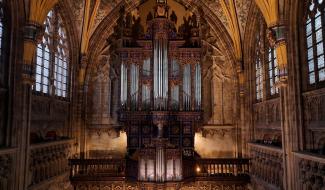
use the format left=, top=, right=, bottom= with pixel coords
left=117, top=0, right=202, bottom=182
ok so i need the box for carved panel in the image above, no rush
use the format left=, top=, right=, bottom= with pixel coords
left=303, top=88, right=325, bottom=128
left=303, top=88, right=325, bottom=150
left=253, top=98, right=281, bottom=129
left=28, top=140, right=74, bottom=187
left=248, top=143, right=283, bottom=189
left=31, top=95, right=70, bottom=143
left=294, top=152, right=325, bottom=190
left=72, top=182, right=248, bottom=190
left=0, top=148, right=15, bottom=190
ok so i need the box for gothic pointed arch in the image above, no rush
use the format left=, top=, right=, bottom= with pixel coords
left=34, top=7, right=71, bottom=98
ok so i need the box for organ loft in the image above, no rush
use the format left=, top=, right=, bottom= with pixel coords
left=118, top=0, right=202, bottom=182
left=1, top=0, right=325, bottom=189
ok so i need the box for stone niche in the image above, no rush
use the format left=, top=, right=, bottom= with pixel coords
left=194, top=126, right=237, bottom=158
left=86, top=127, right=127, bottom=158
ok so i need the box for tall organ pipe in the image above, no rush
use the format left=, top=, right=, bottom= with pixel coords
left=195, top=63, right=201, bottom=110
left=120, top=62, right=128, bottom=107
left=183, top=64, right=191, bottom=111
left=130, top=64, right=139, bottom=110
left=154, top=39, right=168, bottom=110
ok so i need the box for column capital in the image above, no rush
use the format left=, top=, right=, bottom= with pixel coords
left=266, top=25, right=286, bottom=48
left=267, top=25, right=288, bottom=85
left=23, top=22, right=44, bottom=44
left=22, top=22, right=44, bottom=85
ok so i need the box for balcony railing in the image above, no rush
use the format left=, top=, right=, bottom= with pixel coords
left=248, top=143, right=283, bottom=189
left=69, top=158, right=250, bottom=184
left=195, top=158, right=250, bottom=182
left=70, top=159, right=126, bottom=181
left=0, top=147, right=16, bottom=190
left=69, top=158, right=138, bottom=183
left=294, top=152, right=325, bottom=190
left=29, top=139, right=74, bottom=187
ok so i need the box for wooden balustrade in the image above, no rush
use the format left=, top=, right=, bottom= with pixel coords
left=69, top=158, right=250, bottom=184
left=0, top=148, right=16, bottom=190
left=29, top=139, right=74, bottom=187
left=294, top=152, right=325, bottom=190
left=69, top=158, right=128, bottom=182
left=248, top=143, right=283, bottom=189
left=182, top=159, right=195, bottom=180
left=195, top=158, right=250, bottom=182
left=126, top=159, right=138, bottom=180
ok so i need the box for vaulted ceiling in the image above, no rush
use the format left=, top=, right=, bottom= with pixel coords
left=68, top=0, right=253, bottom=49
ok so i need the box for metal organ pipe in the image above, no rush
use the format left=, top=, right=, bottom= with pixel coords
left=183, top=64, right=191, bottom=111
left=171, top=60, right=180, bottom=109
left=130, top=64, right=139, bottom=109
left=195, top=63, right=201, bottom=110
left=120, top=62, right=127, bottom=107
left=156, top=146, right=165, bottom=182
left=154, top=39, right=168, bottom=110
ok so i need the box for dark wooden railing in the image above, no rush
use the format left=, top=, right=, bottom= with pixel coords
left=195, top=158, right=250, bottom=181
left=182, top=159, right=195, bottom=180
left=126, top=159, right=138, bottom=180
left=69, top=159, right=127, bottom=182
left=69, top=158, right=250, bottom=183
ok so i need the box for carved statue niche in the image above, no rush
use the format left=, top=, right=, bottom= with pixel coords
left=170, top=11, right=177, bottom=24
left=189, top=13, right=198, bottom=28
left=88, top=56, right=116, bottom=125
left=202, top=39, right=234, bottom=125
left=131, top=15, right=144, bottom=44
left=146, top=12, right=153, bottom=22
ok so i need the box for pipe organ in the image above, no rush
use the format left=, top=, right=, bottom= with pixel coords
left=118, top=0, right=202, bottom=182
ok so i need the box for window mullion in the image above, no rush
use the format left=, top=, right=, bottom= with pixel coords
left=41, top=44, right=45, bottom=93
left=312, top=11, right=319, bottom=85
left=51, top=11, right=58, bottom=97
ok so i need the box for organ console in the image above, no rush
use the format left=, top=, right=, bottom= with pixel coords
left=118, top=0, right=202, bottom=182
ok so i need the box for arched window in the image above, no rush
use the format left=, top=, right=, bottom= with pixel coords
left=35, top=9, right=69, bottom=98
left=254, top=15, right=279, bottom=101
left=306, top=0, right=325, bottom=85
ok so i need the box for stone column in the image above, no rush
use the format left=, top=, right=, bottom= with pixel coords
left=77, top=56, right=88, bottom=158
left=15, top=22, right=43, bottom=190
left=267, top=25, right=295, bottom=190
left=238, top=67, right=245, bottom=158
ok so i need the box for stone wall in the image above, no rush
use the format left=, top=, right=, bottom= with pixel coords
left=195, top=126, right=237, bottom=158
left=86, top=128, right=127, bottom=158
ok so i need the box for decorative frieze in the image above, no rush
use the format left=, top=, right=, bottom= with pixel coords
left=72, top=182, right=248, bottom=190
